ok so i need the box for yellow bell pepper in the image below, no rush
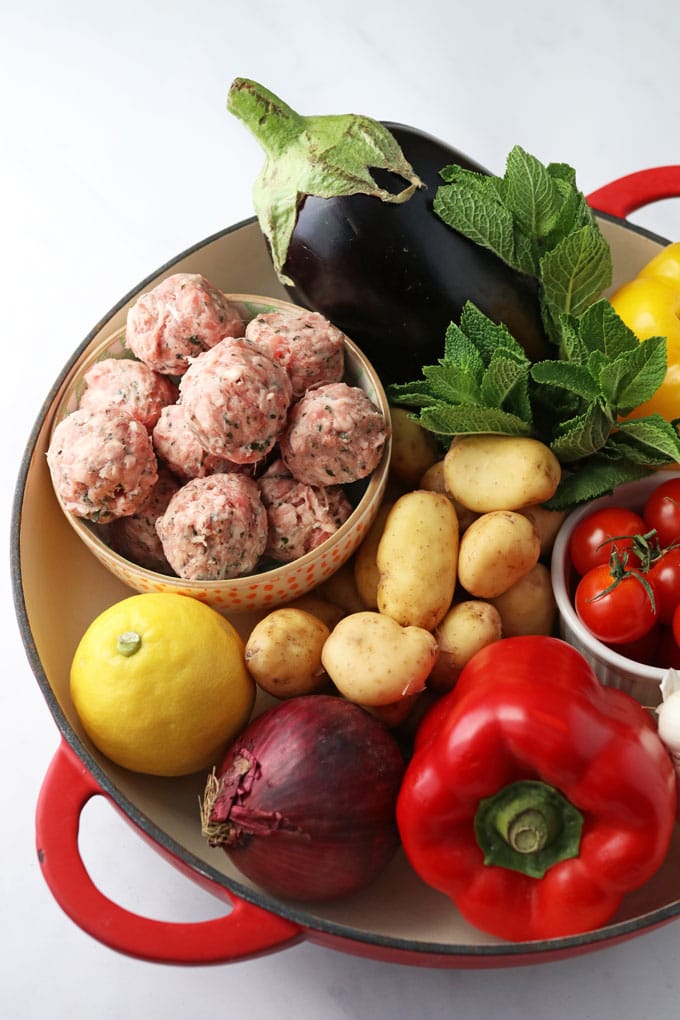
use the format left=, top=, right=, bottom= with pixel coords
left=609, top=242, right=680, bottom=423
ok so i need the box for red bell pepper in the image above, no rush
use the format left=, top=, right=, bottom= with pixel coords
left=397, top=635, right=677, bottom=942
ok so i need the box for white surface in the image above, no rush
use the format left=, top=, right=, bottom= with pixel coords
left=4, top=1, right=680, bottom=1016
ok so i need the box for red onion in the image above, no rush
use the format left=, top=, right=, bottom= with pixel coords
left=200, top=695, right=405, bottom=901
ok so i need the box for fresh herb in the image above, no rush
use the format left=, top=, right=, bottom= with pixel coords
left=388, top=147, right=680, bottom=510
left=433, top=145, right=612, bottom=350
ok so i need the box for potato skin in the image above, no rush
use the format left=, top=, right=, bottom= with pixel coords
left=444, top=434, right=561, bottom=512
left=430, top=600, right=502, bottom=692
left=321, top=610, right=438, bottom=706
left=490, top=562, right=557, bottom=637
left=244, top=609, right=330, bottom=699
left=353, top=501, right=394, bottom=609
left=389, top=407, right=440, bottom=486
left=457, top=510, right=540, bottom=598
left=377, top=490, right=459, bottom=630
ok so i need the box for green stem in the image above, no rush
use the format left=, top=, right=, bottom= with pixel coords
left=475, top=780, right=583, bottom=879
left=227, top=78, right=305, bottom=158
left=117, top=631, right=142, bottom=656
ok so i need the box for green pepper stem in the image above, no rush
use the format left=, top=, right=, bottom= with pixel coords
left=227, top=78, right=305, bottom=158
left=475, top=780, right=583, bottom=879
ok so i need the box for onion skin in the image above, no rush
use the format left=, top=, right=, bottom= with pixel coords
left=201, top=695, right=405, bottom=901
left=282, top=123, right=550, bottom=385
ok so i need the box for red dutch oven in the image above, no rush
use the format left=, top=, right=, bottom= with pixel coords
left=12, top=166, right=680, bottom=969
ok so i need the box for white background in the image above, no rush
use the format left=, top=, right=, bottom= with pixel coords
left=4, top=1, right=680, bottom=1016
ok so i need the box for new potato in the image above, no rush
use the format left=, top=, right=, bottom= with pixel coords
left=244, top=608, right=330, bottom=699
left=320, top=611, right=438, bottom=706
left=377, top=490, right=459, bottom=630
left=444, top=434, right=561, bottom=512
left=430, top=600, right=502, bottom=691
left=490, top=562, right=557, bottom=637
left=457, top=510, right=541, bottom=598
left=389, top=407, right=440, bottom=486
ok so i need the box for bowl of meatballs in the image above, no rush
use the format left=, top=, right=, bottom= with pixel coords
left=46, top=273, right=391, bottom=612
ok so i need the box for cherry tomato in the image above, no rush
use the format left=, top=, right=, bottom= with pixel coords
left=574, top=564, right=657, bottom=645
left=647, top=547, right=680, bottom=624
left=643, top=477, right=680, bottom=547
left=656, top=626, right=680, bottom=669
left=604, top=624, right=661, bottom=665
left=568, top=507, right=647, bottom=576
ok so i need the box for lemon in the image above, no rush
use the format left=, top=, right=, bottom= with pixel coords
left=70, top=593, right=255, bottom=776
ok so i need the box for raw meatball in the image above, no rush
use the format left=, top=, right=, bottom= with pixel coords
left=78, top=357, right=178, bottom=431
left=178, top=338, right=292, bottom=464
left=152, top=403, right=247, bottom=481
left=125, top=273, right=243, bottom=375
left=279, top=382, right=387, bottom=486
left=244, top=309, right=345, bottom=397
left=155, top=473, right=268, bottom=580
left=109, top=468, right=180, bottom=572
left=47, top=407, right=158, bottom=522
left=258, top=459, right=353, bottom=562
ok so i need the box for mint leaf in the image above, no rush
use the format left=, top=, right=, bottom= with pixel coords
left=539, top=224, right=612, bottom=323
left=422, top=362, right=481, bottom=405
left=549, top=402, right=614, bottom=462
left=530, top=360, right=601, bottom=401
left=459, top=302, right=529, bottom=365
left=480, top=353, right=533, bottom=422
left=544, top=458, right=650, bottom=511
left=419, top=403, right=532, bottom=436
left=610, top=415, right=680, bottom=463
left=577, top=299, right=638, bottom=359
left=597, top=336, right=667, bottom=414
left=433, top=171, right=520, bottom=270
left=505, top=146, right=563, bottom=246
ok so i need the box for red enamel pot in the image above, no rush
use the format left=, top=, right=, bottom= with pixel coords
left=12, top=166, right=680, bottom=968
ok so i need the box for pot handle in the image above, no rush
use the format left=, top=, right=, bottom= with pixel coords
left=587, top=166, right=680, bottom=219
left=35, top=740, right=303, bottom=964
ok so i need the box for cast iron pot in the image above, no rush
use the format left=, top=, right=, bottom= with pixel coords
left=11, top=166, right=680, bottom=968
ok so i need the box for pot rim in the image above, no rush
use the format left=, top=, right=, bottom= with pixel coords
left=12, top=211, right=680, bottom=962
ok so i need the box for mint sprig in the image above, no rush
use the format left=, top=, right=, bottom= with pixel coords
left=433, top=145, right=612, bottom=348
left=388, top=298, right=680, bottom=509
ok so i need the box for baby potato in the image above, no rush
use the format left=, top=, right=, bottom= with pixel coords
left=444, top=434, right=561, bottom=512
left=419, top=460, right=478, bottom=533
left=517, top=504, right=567, bottom=559
left=245, top=608, right=330, bottom=699
left=285, top=593, right=346, bottom=630
left=490, top=562, right=557, bottom=637
left=353, top=501, right=394, bottom=610
left=389, top=407, right=440, bottom=486
left=429, top=600, right=503, bottom=692
left=317, top=560, right=366, bottom=615
left=377, top=490, right=459, bottom=631
left=457, top=510, right=540, bottom=599
left=321, top=611, right=438, bottom=706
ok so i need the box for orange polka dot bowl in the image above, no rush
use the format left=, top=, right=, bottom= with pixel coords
left=45, top=289, right=391, bottom=614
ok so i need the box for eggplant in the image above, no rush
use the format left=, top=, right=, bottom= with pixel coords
left=228, top=80, right=550, bottom=385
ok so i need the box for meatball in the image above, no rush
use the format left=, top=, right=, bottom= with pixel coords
left=178, top=338, right=292, bottom=464
left=279, top=382, right=387, bottom=486
left=78, top=357, right=178, bottom=431
left=244, top=309, right=345, bottom=398
left=47, top=407, right=158, bottom=522
left=152, top=403, right=247, bottom=481
left=258, top=459, right=353, bottom=562
left=108, top=468, right=180, bottom=572
left=125, top=273, right=243, bottom=375
left=155, top=473, right=268, bottom=580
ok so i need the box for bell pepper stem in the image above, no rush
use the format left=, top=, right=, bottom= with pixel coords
left=475, top=780, right=583, bottom=879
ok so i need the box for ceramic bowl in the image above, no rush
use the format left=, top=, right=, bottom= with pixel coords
left=550, top=471, right=680, bottom=708
left=47, top=294, right=391, bottom=613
